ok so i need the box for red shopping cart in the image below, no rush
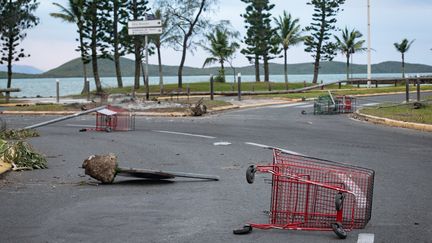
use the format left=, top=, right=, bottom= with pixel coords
left=234, top=149, right=374, bottom=239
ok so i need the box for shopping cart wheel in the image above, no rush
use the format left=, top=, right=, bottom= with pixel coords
left=332, top=223, right=347, bottom=239
left=246, top=165, right=256, bottom=184
left=233, top=224, right=252, bottom=235
left=335, top=192, right=345, bottom=211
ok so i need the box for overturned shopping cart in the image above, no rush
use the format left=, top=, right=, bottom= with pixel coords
left=234, top=149, right=374, bottom=239
left=313, top=91, right=357, bottom=115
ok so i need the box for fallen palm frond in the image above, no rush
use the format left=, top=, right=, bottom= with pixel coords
left=0, top=129, right=40, bottom=140
left=0, top=139, right=47, bottom=170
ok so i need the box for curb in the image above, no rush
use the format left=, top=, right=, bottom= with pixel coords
left=354, top=110, right=432, bottom=132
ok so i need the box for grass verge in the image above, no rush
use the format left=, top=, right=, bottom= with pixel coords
left=360, top=100, right=432, bottom=125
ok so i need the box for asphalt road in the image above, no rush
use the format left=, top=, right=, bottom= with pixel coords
left=1, top=93, right=431, bottom=243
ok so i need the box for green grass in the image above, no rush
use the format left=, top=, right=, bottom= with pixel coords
left=361, top=99, right=432, bottom=124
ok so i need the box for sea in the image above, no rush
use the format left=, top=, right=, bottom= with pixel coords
left=1, top=73, right=430, bottom=98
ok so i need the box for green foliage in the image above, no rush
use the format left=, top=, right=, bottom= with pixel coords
left=394, top=38, right=415, bottom=78
left=0, top=140, right=47, bottom=170
left=334, top=27, right=366, bottom=80
left=201, top=25, right=240, bottom=83
left=0, top=0, right=39, bottom=101
left=274, top=11, right=304, bottom=85
left=158, top=0, right=217, bottom=88
left=304, top=0, right=345, bottom=83
left=0, top=129, right=39, bottom=140
left=241, top=0, right=279, bottom=82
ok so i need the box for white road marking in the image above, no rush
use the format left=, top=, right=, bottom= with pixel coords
left=357, top=233, right=375, bottom=243
left=213, top=142, right=232, bottom=146
left=244, top=142, right=304, bottom=156
left=66, top=124, right=94, bottom=128
left=153, top=130, right=216, bottom=139
left=360, top=102, right=379, bottom=107
left=269, top=102, right=309, bottom=108
left=336, top=173, right=367, bottom=208
left=296, top=104, right=314, bottom=108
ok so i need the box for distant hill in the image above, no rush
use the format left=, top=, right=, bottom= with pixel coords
left=3, top=57, right=432, bottom=79
left=0, top=64, right=43, bottom=74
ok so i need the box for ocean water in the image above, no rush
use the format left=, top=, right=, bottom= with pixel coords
left=0, top=73, right=429, bottom=98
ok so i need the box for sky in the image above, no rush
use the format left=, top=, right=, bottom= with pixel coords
left=13, top=0, right=432, bottom=71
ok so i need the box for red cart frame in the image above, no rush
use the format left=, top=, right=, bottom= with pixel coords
left=234, top=149, right=374, bottom=239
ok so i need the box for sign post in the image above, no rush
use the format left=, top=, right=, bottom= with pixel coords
left=128, top=17, right=163, bottom=100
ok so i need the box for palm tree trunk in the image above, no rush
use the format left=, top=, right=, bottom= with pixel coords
left=113, top=0, right=123, bottom=88
left=78, top=27, right=88, bottom=94
left=346, top=54, right=350, bottom=81
left=254, top=55, right=260, bottom=82
left=134, top=44, right=141, bottom=90
left=178, top=36, right=189, bottom=88
left=220, top=61, right=225, bottom=83
left=157, top=45, right=164, bottom=94
left=284, top=48, right=288, bottom=90
left=401, top=53, right=405, bottom=78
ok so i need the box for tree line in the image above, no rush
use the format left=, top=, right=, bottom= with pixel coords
left=0, top=0, right=418, bottom=102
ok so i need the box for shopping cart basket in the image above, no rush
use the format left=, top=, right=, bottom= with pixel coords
left=234, top=149, right=374, bottom=239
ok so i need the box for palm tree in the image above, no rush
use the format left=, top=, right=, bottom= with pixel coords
left=334, top=27, right=366, bottom=81
left=201, top=26, right=239, bottom=83
left=50, top=0, right=89, bottom=94
left=394, top=38, right=415, bottom=78
left=274, top=11, right=303, bottom=90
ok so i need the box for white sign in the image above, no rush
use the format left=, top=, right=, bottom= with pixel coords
left=128, top=20, right=162, bottom=28
left=128, top=27, right=163, bottom=35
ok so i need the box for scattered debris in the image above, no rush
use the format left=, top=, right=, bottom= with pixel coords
left=413, top=102, right=424, bottom=109
left=190, top=98, right=207, bottom=116
left=0, top=139, right=47, bottom=170
left=82, top=153, right=219, bottom=184
left=0, top=129, right=39, bottom=140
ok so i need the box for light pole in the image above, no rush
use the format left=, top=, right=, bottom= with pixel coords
left=367, top=0, right=372, bottom=87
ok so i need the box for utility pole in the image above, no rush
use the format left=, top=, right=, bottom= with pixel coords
left=367, top=0, right=372, bottom=88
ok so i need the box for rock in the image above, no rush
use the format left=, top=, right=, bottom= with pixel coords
left=82, top=154, right=118, bottom=184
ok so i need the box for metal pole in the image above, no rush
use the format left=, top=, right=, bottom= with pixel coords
left=145, top=35, right=150, bottom=101
left=237, top=73, right=242, bottom=101
left=405, top=78, right=410, bottom=103
left=23, top=106, right=107, bottom=130
left=210, top=74, right=214, bottom=101
left=417, top=78, right=421, bottom=101
left=367, top=0, right=372, bottom=88
left=56, top=79, right=60, bottom=103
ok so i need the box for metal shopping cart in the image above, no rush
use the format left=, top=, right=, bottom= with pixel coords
left=234, top=149, right=374, bottom=239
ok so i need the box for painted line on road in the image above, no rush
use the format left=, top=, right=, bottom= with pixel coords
left=296, top=104, right=314, bottom=108
left=357, top=233, right=375, bottom=243
left=153, top=130, right=216, bottom=139
left=269, top=102, right=308, bottom=108
left=360, top=102, right=379, bottom=107
left=244, top=142, right=304, bottom=156
left=66, top=124, right=94, bottom=128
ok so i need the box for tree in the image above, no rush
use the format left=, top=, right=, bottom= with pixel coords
left=81, top=0, right=111, bottom=94
left=241, top=0, right=279, bottom=82
left=50, top=0, right=89, bottom=94
left=0, top=0, right=39, bottom=103
left=201, top=24, right=239, bottom=83
left=334, top=27, right=366, bottom=81
left=394, top=38, right=414, bottom=78
left=100, top=0, right=129, bottom=88
left=148, top=9, right=171, bottom=94
left=159, top=0, right=217, bottom=88
left=304, top=0, right=345, bottom=83
left=274, top=11, right=303, bottom=89
left=123, top=0, right=149, bottom=90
